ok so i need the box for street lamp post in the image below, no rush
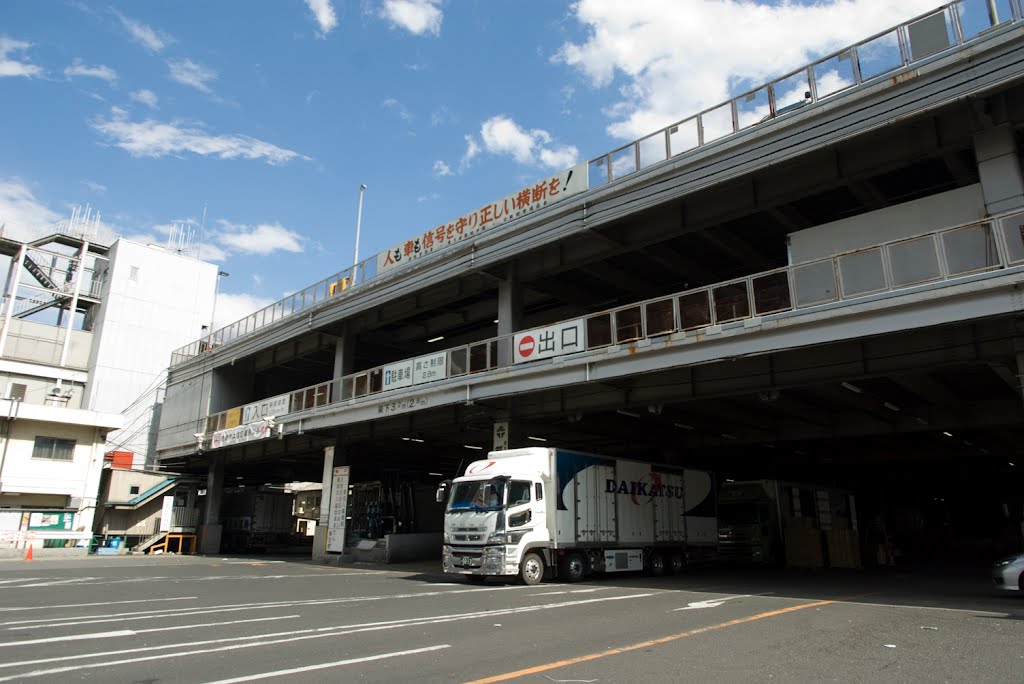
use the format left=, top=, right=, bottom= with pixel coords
left=353, top=183, right=367, bottom=282
left=207, top=270, right=229, bottom=352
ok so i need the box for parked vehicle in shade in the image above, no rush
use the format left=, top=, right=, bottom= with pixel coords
left=992, top=552, right=1024, bottom=592
left=437, top=447, right=716, bottom=585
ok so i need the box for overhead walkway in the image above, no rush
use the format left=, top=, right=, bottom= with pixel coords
left=198, top=209, right=1024, bottom=439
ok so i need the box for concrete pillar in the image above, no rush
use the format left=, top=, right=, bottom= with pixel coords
left=333, top=326, right=355, bottom=379
left=974, top=124, right=1024, bottom=214
left=199, top=457, right=224, bottom=554
left=312, top=443, right=348, bottom=562
left=497, top=264, right=523, bottom=366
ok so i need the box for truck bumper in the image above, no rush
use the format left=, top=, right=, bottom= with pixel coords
left=442, top=545, right=520, bottom=576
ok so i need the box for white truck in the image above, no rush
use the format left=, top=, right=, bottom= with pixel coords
left=438, top=447, right=717, bottom=584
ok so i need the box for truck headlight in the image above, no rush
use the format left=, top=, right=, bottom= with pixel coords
left=487, top=531, right=526, bottom=545
left=443, top=532, right=450, bottom=544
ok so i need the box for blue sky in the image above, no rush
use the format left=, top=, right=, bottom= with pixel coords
left=0, top=0, right=945, bottom=330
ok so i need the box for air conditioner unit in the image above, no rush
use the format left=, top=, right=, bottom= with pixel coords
left=48, top=387, right=62, bottom=397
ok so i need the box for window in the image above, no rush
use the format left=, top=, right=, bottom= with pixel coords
left=8, top=383, right=26, bottom=401
left=129, top=266, right=140, bottom=282
left=508, top=480, right=532, bottom=507
left=129, top=486, right=140, bottom=495
left=32, top=437, right=76, bottom=461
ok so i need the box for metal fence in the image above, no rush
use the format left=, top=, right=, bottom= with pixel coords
left=173, top=0, right=1024, bottom=369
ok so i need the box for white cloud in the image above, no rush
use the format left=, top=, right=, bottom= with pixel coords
left=432, top=160, right=452, bottom=177
left=0, top=37, right=43, bottom=78
left=82, top=180, right=107, bottom=194
left=91, top=108, right=309, bottom=165
left=382, top=98, right=413, bottom=123
left=557, top=0, right=942, bottom=141
left=113, top=11, right=173, bottom=53
left=474, top=115, right=579, bottom=170
left=168, top=58, right=217, bottom=94
left=130, top=89, right=159, bottom=109
left=381, top=0, right=443, bottom=36
left=64, top=58, right=117, bottom=83
left=211, top=292, right=276, bottom=330
left=305, top=0, right=338, bottom=37
left=417, top=192, right=440, bottom=203
left=0, top=178, right=62, bottom=241
left=459, top=134, right=480, bottom=171
left=216, top=220, right=304, bottom=256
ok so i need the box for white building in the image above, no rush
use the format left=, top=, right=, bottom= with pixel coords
left=0, top=211, right=217, bottom=548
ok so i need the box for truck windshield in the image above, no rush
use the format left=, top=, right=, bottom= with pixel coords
left=447, top=478, right=505, bottom=512
left=718, top=502, right=761, bottom=525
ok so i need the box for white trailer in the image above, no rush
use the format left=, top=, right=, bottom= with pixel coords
left=438, top=447, right=716, bottom=584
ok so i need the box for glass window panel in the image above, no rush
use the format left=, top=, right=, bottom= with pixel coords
left=354, top=374, right=368, bottom=397
left=957, top=0, right=1015, bottom=39
left=772, top=70, right=812, bottom=117
left=838, top=248, right=888, bottom=297
left=856, top=29, right=903, bottom=80
left=314, top=384, right=329, bottom=406
left=678, top=291, right=712, bottom=329
left=469, top=342, right=489, bottom=373
left=753, top=271, right=792, bottom=314
left=701, top=102, right=735, bottom=143
left=449, top=347, right=468, bottom=376
left=369, top=368, right=383, bottom=393
left=1001, top=216, right=1024, bottom=263
left=736, top=87, right=771, bottom=129
left=943, top=224, right=1000, bottom=274
left=488, top=340, right=498, bottom=369
left=341, top=377, right=354, bottom=400
left=668, top=118, right=699, bottom=156
left=638, top=132, right=668, bottom=170
left=589, top=157, right=610, bottom=188
left=615, top=306, right=643, bottom=343
left=793, top=260, right=838, bottom=307
left=587, top=314, right=612, bottom=348
left=813, top=50, right=857, bottom=98
left=887, top=236, right=941, bottom=287
left=303, top=388, right=316, bottom=408
left=610, top=145, right=637, bottom=181
left=906, top=11, right=953, bottom=61
left=713, top=282, right=750, bottom=323
left=645, top=299, right=675, bottom=335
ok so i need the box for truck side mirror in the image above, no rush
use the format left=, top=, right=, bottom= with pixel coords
left=435, top=480, right=450, bottom=503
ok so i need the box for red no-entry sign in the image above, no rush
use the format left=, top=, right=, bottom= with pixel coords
left=518, top=335, right=535, bottom=358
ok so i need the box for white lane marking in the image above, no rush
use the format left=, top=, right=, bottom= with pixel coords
left=0, top=592, right=659, bottom=678
left=0, top=596, right=198, bottom=612
left=135, top=615, right=300, bottom=635
left=3, top=583, right=540, bottom=629
left=12, top=572, right=351, bottom=588
left=530, top=588, right=608, bottom=597
left=202, top=644, right=451, bottom=684
left=0, top=630, right=136, bottom=647
left=674, top=594, right=752, bottom=611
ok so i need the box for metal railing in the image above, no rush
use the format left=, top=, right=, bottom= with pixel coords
left=202, top=210, right=1024, bottom=435
left=171, top=1, right=1024, bottom=369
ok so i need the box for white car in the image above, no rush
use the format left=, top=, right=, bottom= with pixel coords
left=992, top=552, right=1024, bottom=592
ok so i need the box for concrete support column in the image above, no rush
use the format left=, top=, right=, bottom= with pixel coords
left=312, top=443, right=348, bottom=562
left=333, top=326, right=355, bottom=379
left=497, top=264, right=523, bottom=366
left=974, top=124, right=1024, bottom=214
left=199, top=457, right=224, bottom=554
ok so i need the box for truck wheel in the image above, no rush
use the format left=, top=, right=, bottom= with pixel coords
left=648, top=551, right=666, bottom=577
left=520, top=552, right=545, bottom=586
left=559, top=552, right=587, bottom=583
left=669, top=551, right=684, bottom=575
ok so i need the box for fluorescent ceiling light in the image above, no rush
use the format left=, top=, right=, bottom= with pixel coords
left=673, top=422, right=694, bottom=430
left=401, top=437, right=424, bottom=443
left=942, top=431, right=953, bottom=437
left=429, top=472, right=444, bottom=476
left=883, top=402, right=900, bottom=412
left=841, top=382, right=862, bottom=394
left=527, top=436, right=547, bottom=442
left=616, top=409, right=640, bottom=418
left=427, top=336, right=445, bottom=343
left=464, top=445, right=483, bottom=450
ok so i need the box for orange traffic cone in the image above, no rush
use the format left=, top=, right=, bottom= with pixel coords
left=24, top=545, right=33, bottom=561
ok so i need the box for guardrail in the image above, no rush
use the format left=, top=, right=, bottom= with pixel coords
left=172, top=0, right=1024, bottom=369
left=202, top=210, right=1024, bottom=435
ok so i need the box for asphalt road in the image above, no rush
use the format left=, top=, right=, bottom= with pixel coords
left=0, top=555, right=1020, bottom=683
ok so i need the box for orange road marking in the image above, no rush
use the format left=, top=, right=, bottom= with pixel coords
left=464, top=598, right=835, bottom=684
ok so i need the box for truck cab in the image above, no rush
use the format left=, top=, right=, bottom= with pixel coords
left=439, top=467, right=550, bottom=584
